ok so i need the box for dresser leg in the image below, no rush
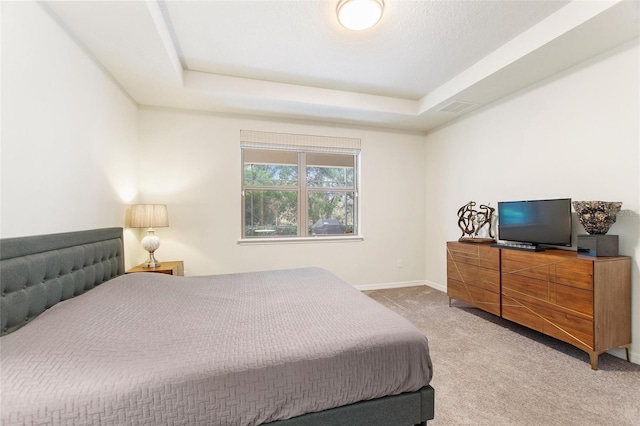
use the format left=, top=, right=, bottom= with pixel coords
left=624, top=345, right=631, bottom=362
left=589, top=352, right=599, bottom=370
left=448, top=297, right=452, bottom=307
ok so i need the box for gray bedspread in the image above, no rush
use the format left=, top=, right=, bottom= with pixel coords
left=0, top=267, right=433, bottom=425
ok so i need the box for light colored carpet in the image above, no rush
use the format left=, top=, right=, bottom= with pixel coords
left=364, top=286, right=640, bottom=426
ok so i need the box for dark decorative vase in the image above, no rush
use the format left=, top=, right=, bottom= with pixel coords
left=572, top=201, right=622, bottom=235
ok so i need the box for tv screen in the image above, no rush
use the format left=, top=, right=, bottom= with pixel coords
left=497, top=198, right=572, bottom=247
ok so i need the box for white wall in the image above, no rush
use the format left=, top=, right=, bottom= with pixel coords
left=1, top=2, right=140, bottom=266
left=137, top=109, right=426, bottom=286
left=424, top=40, right=640, bottom=362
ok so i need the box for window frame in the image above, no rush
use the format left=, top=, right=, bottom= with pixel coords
left=240, top=141, right=360, bottom=242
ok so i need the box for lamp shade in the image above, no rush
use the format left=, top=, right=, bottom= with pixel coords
left=129, top=204, right=169, bottom=228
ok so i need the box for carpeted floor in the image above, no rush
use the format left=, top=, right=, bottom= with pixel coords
left=364, top=286, right=640, bottom=426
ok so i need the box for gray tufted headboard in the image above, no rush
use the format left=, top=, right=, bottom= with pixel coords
left=0, top=227, right=124, bottom=336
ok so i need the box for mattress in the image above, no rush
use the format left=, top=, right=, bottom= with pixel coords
left=0, top=267, right=433, bottom=425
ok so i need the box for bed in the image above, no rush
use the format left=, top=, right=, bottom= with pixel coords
left=0, top=228, right=434, bottom=425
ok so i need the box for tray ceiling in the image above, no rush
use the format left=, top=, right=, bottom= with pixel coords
left=43, top=0, right=640, bottom=132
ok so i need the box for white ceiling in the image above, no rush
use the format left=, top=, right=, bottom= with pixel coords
left=43, top=0, right=640, bottom=132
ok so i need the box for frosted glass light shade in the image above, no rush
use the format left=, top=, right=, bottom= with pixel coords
left=337, top=0, right=384, bottom=31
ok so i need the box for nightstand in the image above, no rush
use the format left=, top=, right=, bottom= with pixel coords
left=126, top=260, right=184, bottom=276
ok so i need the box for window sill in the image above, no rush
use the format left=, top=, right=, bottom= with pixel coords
left=237, top=235, right=364, bottom=245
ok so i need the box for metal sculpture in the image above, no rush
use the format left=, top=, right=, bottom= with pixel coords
left=457, top=201, right=495, bottom=242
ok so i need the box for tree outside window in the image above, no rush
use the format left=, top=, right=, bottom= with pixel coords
left=242, top=149, right=358, bottom=238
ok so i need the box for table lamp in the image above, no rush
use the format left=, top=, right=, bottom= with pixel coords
left=129, top=204, right=169, bottom=267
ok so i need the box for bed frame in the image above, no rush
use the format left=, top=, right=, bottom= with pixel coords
left=0, top=228, right=434, bottom=425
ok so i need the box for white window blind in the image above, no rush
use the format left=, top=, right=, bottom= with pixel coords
left=240, top=130, right=361, bottom=154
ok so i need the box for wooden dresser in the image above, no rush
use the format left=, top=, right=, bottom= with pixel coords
left=447, top=241, right=632, bottom=369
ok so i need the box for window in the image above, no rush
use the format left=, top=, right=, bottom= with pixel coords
left=241, top=131, right=360, bottom=239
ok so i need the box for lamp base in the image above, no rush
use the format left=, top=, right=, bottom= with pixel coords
left=141, top=231, right=162, bottom=267
left=142, top=251, right=161, bottom=268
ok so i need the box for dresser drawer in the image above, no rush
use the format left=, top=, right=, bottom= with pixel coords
left=447, top=242, right=499, bottom=270
left=501, top=249, right=593, bottom=290
left=448, top=277, right=501, bottom=316
left=502, top=292, right=594, bottom=350
left=502, top=273, right=593, bottom=316
left=554, top=260, right=593, bottom=290
left=447, top=259, right=500, bottom=293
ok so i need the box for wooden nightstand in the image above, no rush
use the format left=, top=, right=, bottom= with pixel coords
left=126, top=260, right=184, bottom=276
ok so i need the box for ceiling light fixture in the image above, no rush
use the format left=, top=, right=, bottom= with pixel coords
left=337, top=0, right=384, bottom=31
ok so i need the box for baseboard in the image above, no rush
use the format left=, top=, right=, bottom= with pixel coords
left=355, top=280, right=446, bottom=293
left=597, top=345, right=639, bottom=366
left=354, top=280, right=427, bottom=291
left=424, top=280, right=446, bottom=293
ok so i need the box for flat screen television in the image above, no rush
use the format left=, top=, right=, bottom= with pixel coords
left=496, top=198, right=572, bottom=250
